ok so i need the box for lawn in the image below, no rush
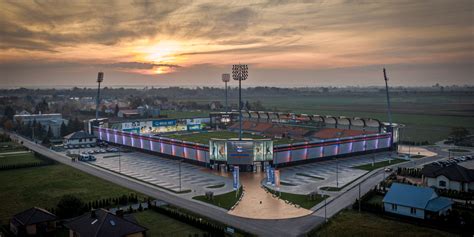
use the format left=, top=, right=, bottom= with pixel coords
left=182, top=93, right=474, bottom=144
left=0, top=142, right=25, bottom=153
left=266, top=187, right=328, bottom=209
left=0, top=152, right=42, bottom=166
left=134, top=210, right=205, bottom=237
left=310, top=210, right=457, bottom=237
left=352, top=159, right=407, bottom=171
left=192, top=187, right=242, bottom=210
left=0, top=164, right=145, bottom=223
left=166, top=130, right=296, bottom=145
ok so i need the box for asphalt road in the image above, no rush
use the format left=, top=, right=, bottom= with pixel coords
left=9, top=132, right=324, bottom=237
left=312, top=146, right=473, bottom=220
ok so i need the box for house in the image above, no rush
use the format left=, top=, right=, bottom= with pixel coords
left=64, top=209, right=147, bottom=237
left=10, top=207, right=57, bottom=236
left=64, top=131, right=97, bottom=147
left=118, top=109, right=140, bottom=118
left=383, top=183, right=453, bottom=219
left=422, top=161, right=474, bottom=192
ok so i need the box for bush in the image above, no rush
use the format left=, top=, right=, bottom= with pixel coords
left=56, top=195, right=87, bottom=219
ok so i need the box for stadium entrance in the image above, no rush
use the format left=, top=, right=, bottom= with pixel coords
left=209, top=138, right=273, bottom=172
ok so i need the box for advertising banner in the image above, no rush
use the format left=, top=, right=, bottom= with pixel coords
left=227, top=140, right=254, bottom=165
left=270, top=167, right=275, bottom=186
left=266, top=165, right=271, bottom=184
left=152, top=119, right=177, bottom=127
left=274, top=169, right=280, bottom=187
left=187, top=124, right=202, bottom=131
left=233, top=166, right=240, bottom=190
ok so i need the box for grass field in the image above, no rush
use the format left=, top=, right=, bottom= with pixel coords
left=0, top=142, right=25, bottom=153
left=352, top=159, right=407, bottom=171
left=266, top=188, right=328, bottom=209
left=0, top=164, right=145, bottom=223
left=166, top=130, right=297, bottom=145
left=177, top=93, right=474, bottom=144
left=311, top=210, right=456, bottom=237
left=0, top=152, right=42, bottom=166
left=134, top=210, right=205, bottom=237
left=192, top=187, right=242, bottom=210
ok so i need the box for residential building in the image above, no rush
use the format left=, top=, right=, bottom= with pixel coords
left=10, top=207, right=57, bottom=236
left=118, top=109, right=140, bottom=118
left=13, top=113, right=67, bottom=138
left=383, top=183, right=453, bottom=219
left=422, top=161, right=474, bottom=192
left=64, top=130, right=97, bottom=147
left=64, top=209, right=147, bottom=237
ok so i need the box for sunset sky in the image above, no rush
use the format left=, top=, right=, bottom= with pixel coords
left=0, top=0, right=473, bottom=88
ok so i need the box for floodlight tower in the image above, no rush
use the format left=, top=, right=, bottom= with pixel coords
left=95, top=72, right=104, bottom=122
left=222, top=73, right=230, bottom=112
left=232, top=64, right=248, bottom=140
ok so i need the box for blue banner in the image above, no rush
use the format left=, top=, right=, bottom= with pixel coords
left=233, top=166, right=240, bottom=190
left=270, top=167, right=275, bottom=186
left=152, top=119, right=176, bottom=127
left=266, top=165, right=271, bottom=184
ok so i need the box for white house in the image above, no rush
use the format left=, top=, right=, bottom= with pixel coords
left=422, top=161, right=474, bottom=192
left=63, top=131, right=97, bottom=147
left=383, top=183, right=453, bottom=220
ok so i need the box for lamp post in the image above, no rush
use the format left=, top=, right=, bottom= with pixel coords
left=232, top=64, right=248, bottom=140
left=179, top=159, right=182, bottom=192
left=222, top=74, right=230, bottom=112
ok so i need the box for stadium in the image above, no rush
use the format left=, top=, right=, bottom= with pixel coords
left=93, top=110, right=400, bottom=171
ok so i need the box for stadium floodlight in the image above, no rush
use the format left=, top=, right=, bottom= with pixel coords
left=232, top=64, right=248, bottom=140
left=95, top=72, right=104, bottom=122
left=222, top=73, right=230, bottom=112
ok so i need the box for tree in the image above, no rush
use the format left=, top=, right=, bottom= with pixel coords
left=114, top=104, right=120, bottom=117
left=60, top=121, right=68, bottom=137
left=3, top=119, right=14, bottom=131
left=56, top=195, right=87, bottom=219
left=46, top=125, right=53, bottom=138
left=3, top=106, right=15, bottom=120
left=450, top=127, right=470, bottom=142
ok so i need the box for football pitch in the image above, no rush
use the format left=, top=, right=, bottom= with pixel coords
left=165, top=131, right=298, bottom=145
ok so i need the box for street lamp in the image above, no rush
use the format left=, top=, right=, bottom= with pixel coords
left=222, top=74, right=230, bottom=112
left=179, top=159, right=182, bottom=192
left=232, top=64, right=248, bottom=140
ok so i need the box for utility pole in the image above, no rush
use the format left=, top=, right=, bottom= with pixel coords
left=358, top=182, right=361, bottom=212
left=179, top=159, right=182, bottom=192
left=383, top=68, right=392, bottom=126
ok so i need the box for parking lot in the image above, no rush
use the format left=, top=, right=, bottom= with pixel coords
left=63, top=146, right=234, bottom=197
left=273, top=152, right=401, bottom=194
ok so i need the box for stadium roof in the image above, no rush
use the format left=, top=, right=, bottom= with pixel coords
left=312, top=128, right=375, bottom=139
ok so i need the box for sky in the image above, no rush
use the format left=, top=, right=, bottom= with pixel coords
left=0, top=0, right=473, bottom=88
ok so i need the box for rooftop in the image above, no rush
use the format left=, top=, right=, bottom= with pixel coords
left=64, top=209, right=147, bottom=237
left=12, top=207, right=56, bottom=226
left=383, top=183, right=452, bottom=211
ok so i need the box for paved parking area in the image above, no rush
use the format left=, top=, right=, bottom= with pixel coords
left=273, top=152, right=400, bottom=194
left=64, top=148, right=233, bottom=197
